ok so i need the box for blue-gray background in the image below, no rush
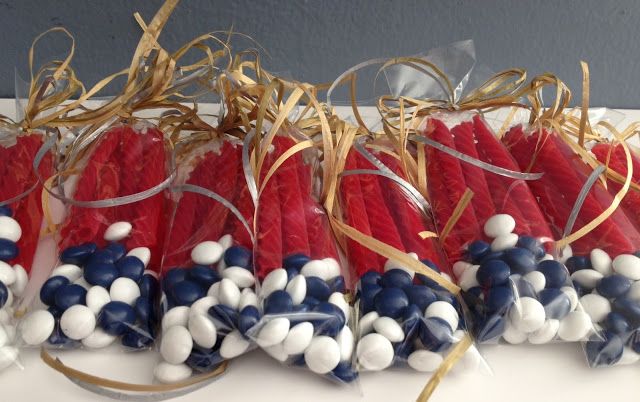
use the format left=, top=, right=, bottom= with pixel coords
left=0, top=0, right=638, bottom=107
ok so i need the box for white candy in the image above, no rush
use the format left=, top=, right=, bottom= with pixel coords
left=0, top=309, right=10, bottom=325
left=304, top=336, right=341, bottom=374
left=162, top=306, right=190, bottom=331
left=579, top=294, right=611, bottom=323
left=154, top=362, right=192, bottom=383
left=103, top=221, right=132, bottom=242
left=458, top=265, right=480, bottom=291
left=356, top=333, right=394, bottom=371
left=300, top=260, right=331, bottom=280
left=189, top=296, right=218, bottom=318
left=528, top=319, right=559, bottom=344
left=81, top=328, right=116, bottom=348
left=264, top=343, right=289, bottom=362
left=558, top=311, right=592, bottom=341
left=612, top=254, right=640, bottom=280
left=220, top=329, right=250, bottom=359
left=616, top=347, right=640, bottom=366
left=571, top=269, right=603, bottom=289
left=502, top=319, right=527, bottom=344
left=323, top=258, right=342, bottom=280
left=256, top=317, right=290, bottom=347
left=358, top=311, right=379, bottom=337
left=336, top=326, right=354, bottom=361
left=0, top=346, right=18, bottom=370
left=590, top=249, right=612, bottom=276
left=188, top=314, right=217, bottom=348
left=109, top=277, right=140, bottom=305
left=160, top=326, right=193, bottom=364
left=425, top=301, right=459, bottom=331
left=217, top=234, right=233, bottom=251
left=285, top=275, right=306, bottom=305
left=0, top=325, right=8, bottom=348
left=4, top=288, right=12, bottom=308
left=207, top=282, right=220, bottom=298
left=283, top=322, right=314, bottom=355
left=541, top=254, right=555, bottom=262
left=218, top=278, right=241, bottom=309
left=328, top=292, right=350, bottom=322
left=86, top=286, right=111, bottom=315
left=191, top=241, right=224, bottom=265
left=60, top=305, right=96, bottom=340
left=560, top=286, right=579, bottom=311
left=373, top=317, right=405, bottom=342
left=51, top=264, right=82, bottom=282
left=452, top=261, right=472, bottom=279
left=383, top=258, right=415, bottom=279
left=20, top=310, right=55, bottom=345
left=559, top=245, right=573, bottom=264
left=523, top=271, right=546, bottom=294
left=238, top=290, right=258, bottom=310
left=451, top=345, right=483, bottom=374
left=0, top=216, right=21, bottom=242
left=127, top=247, right=151, bottom=267
left=483, top=214, right=515, bottom=238
left=3, top=325, right=15, bottom=344
left=491, top=233, right=519, bottom=252
left=628, top=281, right=640, bottom=301
left=407, top=350, right=443, bottom=372
left=0, top=261, right=16, bottom=286
left=222, top=267, right=255, bottom=288
left=73, top=277, right=92, bottom=290
left=260, top=269, right=287, bottom=298
left=509, top=297, right=545, bottom=333
left=10, top=264, right=28, bottom=297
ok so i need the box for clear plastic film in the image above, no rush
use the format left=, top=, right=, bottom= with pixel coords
left=338, top=142, right=487, bottom=378
left=503, top=123, right=640, bottom=366
left=18, top=121, right=172, bottom=354
left=248, top=134, right=358, bottom=385
left=418, top=112, right=596, bottom=346
left=155, top=137, right=256, bottom=384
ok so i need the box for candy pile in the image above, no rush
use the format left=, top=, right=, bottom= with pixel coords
left=252, top=136, right=356, bottom=383
left=19, top=222, right=159, bottom=349
left=340, top=149, right=480, bottom=373
left=422, top=115, right=589, bottom=344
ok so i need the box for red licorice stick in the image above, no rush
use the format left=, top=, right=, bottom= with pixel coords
left=451, top=121, right=497, bottom=227
left=356, top=151, right=406, bottom=268
left=340, top=150, right=380, bottom=277
left=425, top=119, right=481, bottom=261
left=116, top=128, right=144, bottom=225
left=273, top=138, right=311, bottom=258
left=504, top=126, right=638, bottom=256
left=228, top=184, right=254, bottom=251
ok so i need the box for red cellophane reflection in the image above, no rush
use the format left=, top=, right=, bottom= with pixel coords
left=339, top=148, right=450, bottom=278
left=59, top=124, right=170, bottom=270
left=255, top=136, right=339, bottom=280
left=503, top=125, right=640, bottom=258
left=0, top=133, right=53, bottom=272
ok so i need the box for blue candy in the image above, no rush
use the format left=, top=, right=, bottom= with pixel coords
left=512, top=276, right=537, bottom=298
left=476, top=260, right=510, bottom=288
left=467, top=241, right=491, bottom=262
left=565, top=256, right=591, bottom=274
left=403, top=285, right=437, bottom=310
left=285, top=268, right=299, bottom=282
left=238, top=305, right=260, bottom=335
left=0, top=206, right=12, bottom=217
left=98, top=301, right=136, bottom=336
left=485, top=285, right=514, bottom=313
left=596, top=275, right=632, bottom=299
left=312, top=302, right=345, bottom=337
left=603, top=312, right=631, bottom=335
left=402, top=304, right=423, bottom=329
left=162, top=268, right=189, bottom=292
left=224, top=246, right=253, bottom=269
left=415, top=274, right=444, bottom=290
left=503, top=248, right=536, bottom=274
left=121, top=328, right=154, bottom=349
left=466, top=286, right=484, bottom=300
left=104, top=243, right=126, bottom=261
left=283, top=253, right=310, bottom=271
left=538, top=288, right=571, bottom=319
left=188, top=265, right=221, bottom=288
left=330, top=361, right=358, bottom=383
left=374, top=288, right=409, bottom=319
left=87, top=249, right=119, bottom=265
left=83, top=262, right=118, bottom=288
left=48, top=305, right=63, bottom=318
left=631, top=331, right=640, bottom=353
left=0, top=239, right=18, bottom=261
left=40, top=276, right=70, bottom=306
left=306, top=276, right=331, bottom=301
left=60, top=242, right=97, bottom=265
left=171, top=280, right=205, bottom=306
left=585, top=331, right=623, bottom=367
left=114, top=256, right=145, bottom=282
left=476, top=314, right=506, bottom=342
left=328, top=276, right=346, bottom=293
left=186, top=347, right=223, bottom=372
left=380, top=269, right=413, bottom=288
left=613, top=298, right=640, bottom=325
left=0, top=282, right=7, bottom=308
left=517, top=236, right=545, bottom=258
left=134, top=297, right=153, bottom=324
left=208, top=304, right=238, bottom=329
left=54, top=284, right=87, bottom=310
left=359, top=270, right=381, bottom=287
left=139, top=273, right=159, bottom=299
left=537, top=260, right=568, bottom=288
left=264, top=290, right=294, bottom=314
left=419, top=317, right=453, bottom=352
left=394, top=337, right=414, bottom=360
left=302, top=296, right=320, bottom=308
left=479, top=251, right=505, bottom=264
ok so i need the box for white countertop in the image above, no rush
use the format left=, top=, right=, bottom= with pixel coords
left=2, top=99, right=639, bottom=402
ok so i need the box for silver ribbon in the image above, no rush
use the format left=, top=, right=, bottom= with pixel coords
left=562, top=165, right=607, bottom=240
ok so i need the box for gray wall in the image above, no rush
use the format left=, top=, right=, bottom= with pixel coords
left=1, top=0, right=638, bottom=107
